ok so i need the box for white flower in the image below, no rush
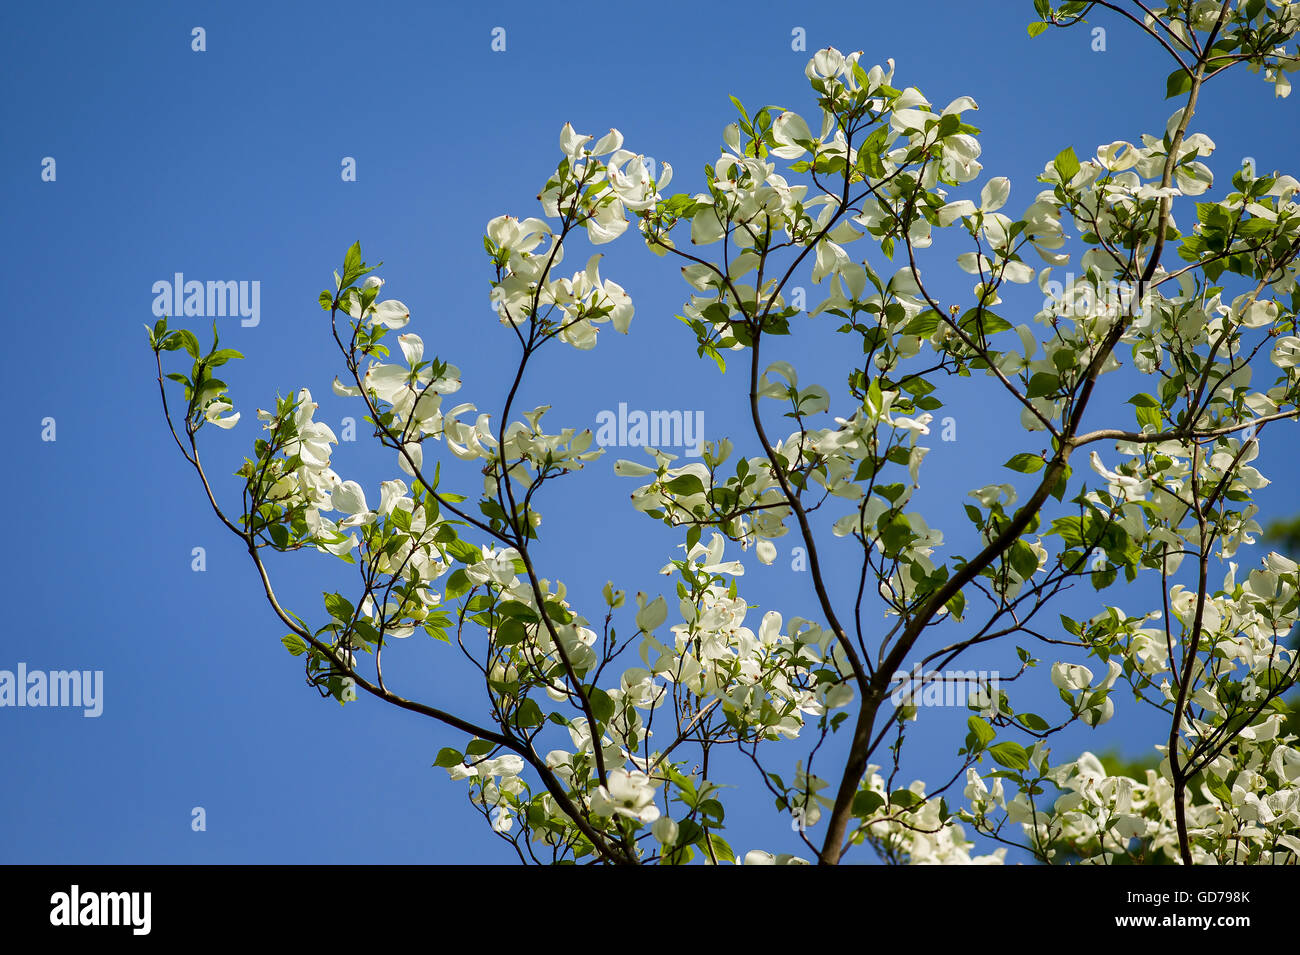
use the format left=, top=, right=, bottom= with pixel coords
left=486, top=215, right=552, bottom=257
left=1089, top=451, right=1151, bottom=501
left=330, top=480, right=371, bottom=526
left=1051, top=662, right=1094, bottom=692
left=590, top=769, right=661, bottom=824
left=203, top=400, right=240, bottom=429
left=372, top=300, right=410, bottom=329
left=636, top=595, right=668, bottom=632
left=398, top=333, right=424, bottom=366
left=743, top=850, right=812, bottom=865
left=652, top=816, right=679, bottom=845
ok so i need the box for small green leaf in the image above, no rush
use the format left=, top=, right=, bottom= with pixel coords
left=1026, top=372, right=1059, bottom=398
left=444, top=568, right=472, bottom=600
left=1005, top=452, right=1045, bottom=474
left=707, top=833, right=735, bottom=864
left=497, top=600, right=539, bottom=623
left=1017, top=712, right=1050, bottom=732
left=1165, top=68, right=1193, bottom=100
left=343, top=241, right=362, bottom=281
left=176, top=329, right=202, bottom=359
left=445, top=539, right=482, bottom=564
left=989, top=741, right=1030, bottom=771
left=1054, top=147, right=1080, bottom=183
left=495, top=617, right=527, bottom=647
left=588, top=687, right=616, bottom=725
left=323, top=592, right=355, bottom=623
left=433, top=747, right=463, bottom=768
left=664, top=474, right=706, bottom=497
left=945, top=589, right=966, bottom=620
left=852, top=790, right=885, bottom=816
left=1135, top=403, right=1161, bottom=432
left=889, top=789, right=923, bottom=809
left=1009, top=539, right=1041, bottom=580
left=281, top=634, right=308, bottom=656
left=968, top=715, right=996, bottom=747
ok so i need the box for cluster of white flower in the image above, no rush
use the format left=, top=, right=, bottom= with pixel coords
left=849, top=765, right=1007, bottom=865
left=484, top=125, right=657, bottom=350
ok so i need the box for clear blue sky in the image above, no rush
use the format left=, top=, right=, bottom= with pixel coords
left=1, top=0, right=1295, bottom=863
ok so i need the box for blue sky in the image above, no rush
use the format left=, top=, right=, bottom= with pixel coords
left=1, top=0, right=1296, bottom=863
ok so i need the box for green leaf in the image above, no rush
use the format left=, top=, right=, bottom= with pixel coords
left=1091, top=565, right=1118, bottom=591
left=446, top=538, right=482, bottom=564
left=343, top=241, right=362, bottom=282
left=1053, top=147, right=1080, bottom=183
left=968, top=715, right=996, bottom=747
left=324, top=592, right=355, bottom=623
left=867, top=375, right=884, bottom=416
left=664, top=474, right=706, bottom=497
left=444, top=568, right=472, bottom=600
left=945, top=589, right=966, bottom=620
left=1050, top=515, right=1084, bottom=547
left=497, top=600, right=539, bottom=623
left=465, top=739, right=495, bottom=757
left=495, top=617, right=527, bottom=647
left=1049, top=463, right=1070, bottom=502
left=1005, top=452, right=1045, bottom=474
left=1017, top=712, right=1050, bottom=732
left=889, top=788, right=923, bottom=809
left=852, top=790, right=885, bottom=817
left=514, top=699, right=544, bottom=728
left=902, top=311, right=942, bottom=337
left=1135, top=403, right=1161, bottom=432
left=1026, top=372, right=1059, bottom=398
left=390, top=507, right=412, bottom=532
left=707, top=833, right=735, bottom=864
left=544, top=600, right=573, bottom=624
left=1009, top=539, right=1041, bottom=580
left=433, top=747, right=463, bottom=768
left=989, top=741, right=1030, bottom=771
left=1165, top=68, right=1193, bottom=100
left=1027, top=21, right=1049, bottom=38
left=281, top=634, right=308, bottom=656
left=176, top=329, right=202, bottom=359
left=588, top=687, right=616, bottom=725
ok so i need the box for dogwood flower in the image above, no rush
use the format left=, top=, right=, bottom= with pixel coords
left=590, top=769, right=661, bottom=824
left=203, top=400, right=239, bottom=429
